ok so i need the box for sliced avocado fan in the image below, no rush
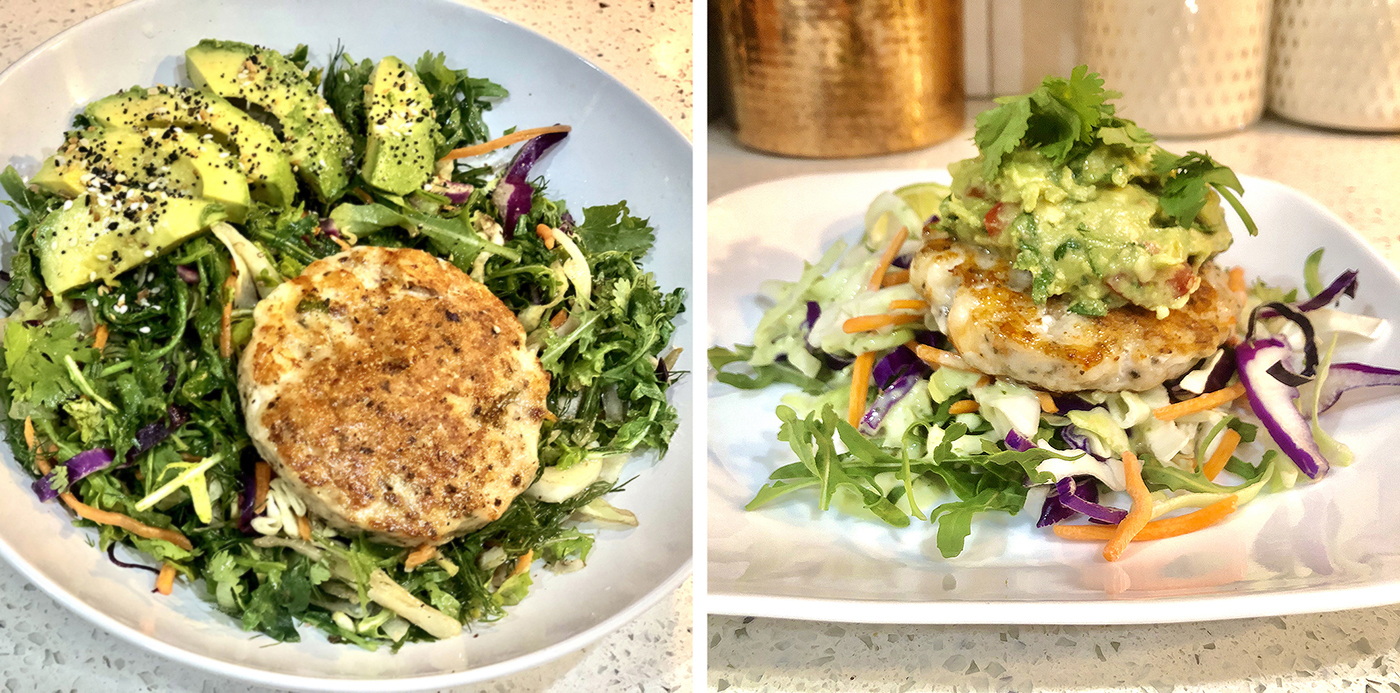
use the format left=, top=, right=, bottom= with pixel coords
left=85, top=85, right=297, bottom=208
left=34, top=194, right=227, bottom=295
left=184, top=39, right=355, bottom=202
left=32, top=127, right=252, bottom=222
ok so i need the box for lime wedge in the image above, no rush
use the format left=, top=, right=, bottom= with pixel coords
left=863, top=192, right=920, bottom=251
left=895, top=182, right=950, bottom=223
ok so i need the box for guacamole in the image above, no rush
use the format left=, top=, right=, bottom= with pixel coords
left=938, top=144, right=1232, bottom=317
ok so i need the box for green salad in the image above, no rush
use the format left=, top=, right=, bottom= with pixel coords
left=0, top=39, right=683, bottom=647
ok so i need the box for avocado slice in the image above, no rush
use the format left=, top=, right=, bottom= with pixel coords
left=85, top=85, right=297, bottom=208
left=32, top=128, right=252, bottom=222
left=184, top=39, right=354, bottom=201
left=34, top=194, right=227, bottom=295
left=362, top=57, right=438, bottom=195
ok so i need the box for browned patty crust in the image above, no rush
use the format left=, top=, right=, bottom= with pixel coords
left=239, top=246, right=549, bottom=545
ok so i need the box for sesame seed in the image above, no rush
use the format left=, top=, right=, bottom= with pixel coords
left=139, top=326, right=151, bottom=334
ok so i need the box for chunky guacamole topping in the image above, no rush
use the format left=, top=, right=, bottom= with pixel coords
left=937, top=67, right=1255, bottom=316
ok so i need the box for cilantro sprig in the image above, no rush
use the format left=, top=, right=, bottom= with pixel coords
left=1152, top=150, right=1259, bottom=236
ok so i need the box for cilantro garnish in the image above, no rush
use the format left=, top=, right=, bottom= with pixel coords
left=1153, top=150, right=1259, bottom=236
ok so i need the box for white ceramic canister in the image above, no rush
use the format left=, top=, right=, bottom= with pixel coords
left=1269, top=0, right=1400, bottom=132
left=1081, top=0, right=1273, bottom=137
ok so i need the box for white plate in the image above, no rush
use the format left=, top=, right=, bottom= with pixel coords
left=0, top=0, right=692, bottom=689
left=708, top=169, right=1400, bottom=625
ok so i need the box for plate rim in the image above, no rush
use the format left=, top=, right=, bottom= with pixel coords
left=706, top=167, right=1400, bottom=625
left=0, top=0, right=694, bottom=688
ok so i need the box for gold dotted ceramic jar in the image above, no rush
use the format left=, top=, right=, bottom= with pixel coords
left=1268, top=0, right=1400, bottom=131
left=1081, top=0, right=1273, bottom=137
left=714, top=0, right=964, bottom=158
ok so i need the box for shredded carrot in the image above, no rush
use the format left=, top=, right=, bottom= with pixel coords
left=848, top=352, right=875, bottom=427
left=93, top=324, right=109, bottom=351
left=509, top=549, right=534, bottom=578
left=254, top=461, right=271, bottom=513
left=1052, top=496, right=1239, bottom=542
left=881, top=269, right=910, bottom=287
left=1202, top=428, right=1242, bottom=480
left=37, top=454, right=194, bottom=552
left=867, top=226, right=910, bottom=291
left=842, top=313, right=923, bottom=334
left=948, top=400, right=980, bottom=415
left=296, top=514, right=312, bottom=541
left=887, top=299, right=926, bottom=311
left=155, top=562, right=177, bottom=595
left=1153, top=382, right=1246, bottom=421
left=550, top=310, right=569, bottom=329
left=1037, top=392, right=1058, bottom=413
left=914, top=344, right=970, bottom=371
left=1229, top=266, right=1246, bottom=294
left=330, top=235, right=352, bottom=252
left=23, top=416, right=35, bottom=452
left=352, top=188, right=374, bottom=204
left=439, top=125, right=573, bottom=161
left=535, top=223, right=556, bottom=249
left=405, top=543, right=438, bottom=571
left=1103, top=451, right=1153, bottom=562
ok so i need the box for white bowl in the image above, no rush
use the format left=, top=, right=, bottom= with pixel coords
left=0, top=0, right=693, bottom=689
left=708, top=169, right=1400, bottom=625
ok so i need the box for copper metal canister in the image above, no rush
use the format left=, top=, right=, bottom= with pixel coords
left=715, top=0, right=963, bottom=158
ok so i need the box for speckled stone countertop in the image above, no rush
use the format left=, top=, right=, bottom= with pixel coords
left=708, top=109, right=1400, bottom=691
left=0, top=1, right=692, bottom=692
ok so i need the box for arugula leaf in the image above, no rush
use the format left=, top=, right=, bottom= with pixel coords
left=328, top=202, right=519, bottom=263
left=574, top=202, right=656, bottom=259
left=928, top=485, right=1027, bottom=558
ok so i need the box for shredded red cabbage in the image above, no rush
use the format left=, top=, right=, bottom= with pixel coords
left=1005, top=429, right=1033, bottom=452
left=236, top=457, right=260, bottom=534
left=1316, top=362, right=1400, bottom=414
left=1059, top=425, right=1104, bottom=459
left=436, top=180, right=474, bottom=204
left=128, top=406, right=189, bottom=463
left=804, top=301, right=820, bottom=331
left=176, top=265, right=199, bottom=284
left=107, top=543, right=161, bottom=575
left=859, top=373, right=921, bottom=434
left=1237, top=337, right=1328, bottom=478
left=1051, top=394, right=1095, bottom=413
left=318, top=217, right=342, bottom=238
left=1247, top=302, right=1318, bottom=380
left=1054, top=477, right=1127, bottom=524
left=1294, top=269, right=1358, bottom=312
left=33, top=448, right=115, bottom=502
left=1036, top=476, right=1112, bottom=527
left=492, top=129, right=569, bottom=238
